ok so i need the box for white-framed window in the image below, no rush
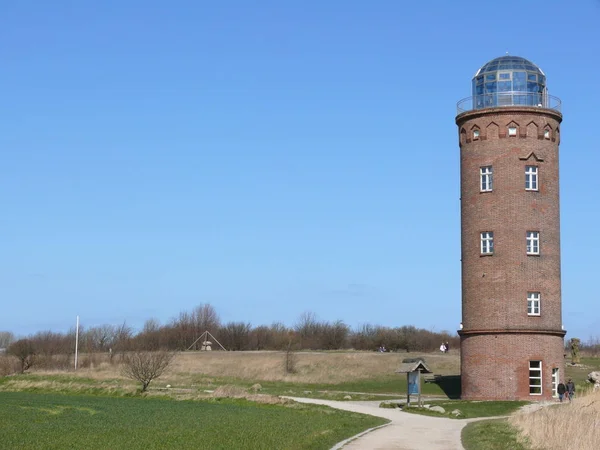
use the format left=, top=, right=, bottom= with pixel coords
left=552, top=368, right=559, bottom=397
left=525, top=166, right=538, bottom=191
left=473, top=129, right=480, bottom=139
left=544, top=129, right=551, bottom=139
left=508, top=126, right=517, bottom=136
left=480, top=166, right=493, bottom=192
left=480, top=231, right=494, bottom=254
left=527, top=292, right=540, bottom=316
left=529, top=360, right=542, bottom=395
left=527, top=231, right=540, bottom=255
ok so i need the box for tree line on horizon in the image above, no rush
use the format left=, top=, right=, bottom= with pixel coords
left=3, top=304, right=598, bottom=371
left=1, top=304, right=461, bottom=367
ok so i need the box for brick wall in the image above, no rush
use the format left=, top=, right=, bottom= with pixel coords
left=456, top=106, right=565, bottom=401
left=461, top=333, right=565, bottom=400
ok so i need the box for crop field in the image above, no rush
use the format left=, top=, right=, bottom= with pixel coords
left=1, top=352, right=599, bottom=449
left=0, top=392, right=387, bottom=450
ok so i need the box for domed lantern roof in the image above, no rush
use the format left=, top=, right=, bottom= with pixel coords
left=471, top=55, right=547, bottom=109
left=475, top=55, right=545, bottom=78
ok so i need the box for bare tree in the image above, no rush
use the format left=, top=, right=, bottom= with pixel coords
left=269, top=322, right=290, bottom=350
left=86, top=325, right=116, bottom=352
left=29, top=330, right=73, bottom=369
left=170, top=311, right=194, bottom=349
left=0, top=331, right=15, bottom=349
left=570, top=338, right=581, bottom=364
left=320, top=320, right=349, bottom=350
left=295, top=311, right=319, bottom=337
left=284, top=331, right=298, bottom=374
left=143, top=319, right=160, bottom=333
left=193, top=304, right=220, bottom=331
left=7, top=339, right=36, bottom=373
left=112, top=322, right=133, bottom=361
left=250, top=325, right=271, bottom=350
left=31, top=330, right=71, bottom=356
left=219, top=322, right=251, bottom=351
left=295, top=311, right=321, bottom=348
left=137, top=319, right=162, bottom=350
left=121, top=350, right=174, bottom=392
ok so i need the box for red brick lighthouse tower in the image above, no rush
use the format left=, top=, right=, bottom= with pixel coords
left=456, top=56, right=565, bottom=400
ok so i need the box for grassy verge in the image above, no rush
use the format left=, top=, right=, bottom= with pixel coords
left=0, top=372, right=444, bottom=401
left=393, top=400, right=529, bottom=419
left=187, top=374, right=454, bottom=398
left=0, top=391, right=387, bottom=450
left=462, top=419, right=530, bottom=450
left=0, top=374, right=137, bottom=396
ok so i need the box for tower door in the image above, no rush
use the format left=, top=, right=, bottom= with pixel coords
left=552, top=368, right=559, bottom=397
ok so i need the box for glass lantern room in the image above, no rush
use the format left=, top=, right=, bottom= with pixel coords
left=472, top=56, right=547, bottom=109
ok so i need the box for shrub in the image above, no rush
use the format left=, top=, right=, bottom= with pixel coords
left=121, top=350, right=175, bottom=392
left=7, top=339, right=36, bottom=373
left=0, top=355, right=19, bottom=376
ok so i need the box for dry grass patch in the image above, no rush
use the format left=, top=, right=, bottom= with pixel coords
left=212, top=384, right=289, bottom=405
left=0, top=378, right=137, bottom=396
left=13, top=350, right=461, bottom=398
left=167, top=350, right=459, bottom=384
left=510, top=390, right=600, bottom=450
left=24, top=351, right=460, bottom=385
left=212, top=384, right=248, bottom=398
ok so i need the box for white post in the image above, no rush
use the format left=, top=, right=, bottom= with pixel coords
left=74, top=315, right=79, bottom=370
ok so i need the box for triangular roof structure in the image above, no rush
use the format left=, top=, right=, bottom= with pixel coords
left=395, top=358, right=432, bottom=374
left=187, top=331, right=227, bottom=351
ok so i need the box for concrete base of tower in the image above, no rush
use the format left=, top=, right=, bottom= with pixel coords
left=459, top=331, right=565, bottom=401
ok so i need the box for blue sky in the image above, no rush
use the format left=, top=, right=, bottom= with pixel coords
left=1, top=1, right=599, bottom=339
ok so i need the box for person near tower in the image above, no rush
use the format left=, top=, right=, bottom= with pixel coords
left=557, top=381, right=566, bottom=402
left=566, top=378, right=575, bottom=401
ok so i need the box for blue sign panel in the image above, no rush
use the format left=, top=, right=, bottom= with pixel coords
left=408, top=372, right=419, bottom=395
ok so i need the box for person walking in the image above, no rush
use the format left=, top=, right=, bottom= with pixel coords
left=557, top=381, right=566, bottom=402
left=566, top=378, right=575, bottom=402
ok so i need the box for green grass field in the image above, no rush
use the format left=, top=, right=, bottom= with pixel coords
left=0, top=392, right=387, bottom=450
left=462, top=419, right=530, bottom=450
left=399, top=400, right=529, bottom=419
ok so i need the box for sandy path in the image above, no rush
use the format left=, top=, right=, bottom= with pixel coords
left=285, top=397, right=470, bottom=450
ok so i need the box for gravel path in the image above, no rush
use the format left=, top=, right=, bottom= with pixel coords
left=285, top=396, right=557, bottom=449
left=285, top=397, right=471, bottom=450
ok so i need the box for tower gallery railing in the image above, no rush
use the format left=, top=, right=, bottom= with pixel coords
left=457, top=93, right=562, bottom=114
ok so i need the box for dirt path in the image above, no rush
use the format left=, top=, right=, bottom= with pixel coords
left=285, top=397, right=471, bottom=450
